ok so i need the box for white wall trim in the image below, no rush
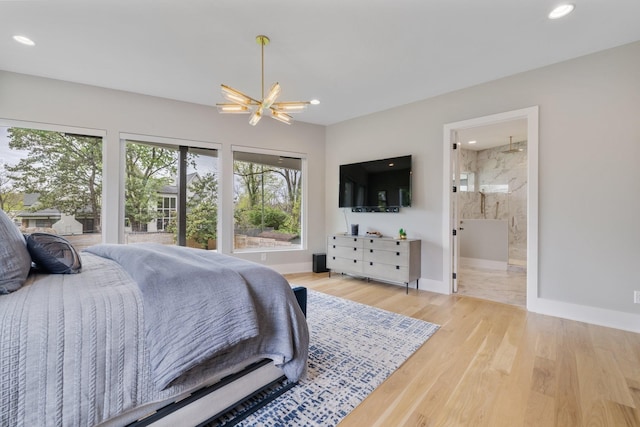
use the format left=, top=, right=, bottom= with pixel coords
left=117, top=132, right=223, bottom=244
left=0, top=118, right=111, bottom=239
left=417, top=277, right=448, bottom=294
left=229, top=144, right=309, bottom=253
left=529, top=298, right=640, bottom=334
left=443, top=106, right=539, bottom=297
left=119, top=132, right=222, bottom=151
left=269, top=262, right=313, bottom=275
left=0, top=118, right=107, bottom=138
left=230, top=144, right=307, bottom=160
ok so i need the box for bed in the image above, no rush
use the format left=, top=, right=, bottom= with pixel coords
left=0, top=210, right=309, bottom=427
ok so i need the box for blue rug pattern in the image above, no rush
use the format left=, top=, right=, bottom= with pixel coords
left=238, top=290, right=440, bottom=426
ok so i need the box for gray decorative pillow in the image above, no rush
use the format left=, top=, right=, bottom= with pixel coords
left=26, top=233, right=82, bottom=274
left=0, top=209, right=32, bottom=294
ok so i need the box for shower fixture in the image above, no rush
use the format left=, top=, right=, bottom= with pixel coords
left=503, top=136, right=525, bottom=153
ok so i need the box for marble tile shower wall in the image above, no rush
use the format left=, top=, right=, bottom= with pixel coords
left=459, top=141, right=527, bottom=263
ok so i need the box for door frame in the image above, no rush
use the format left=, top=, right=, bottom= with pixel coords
left=442, top=106, right=539, bottom=310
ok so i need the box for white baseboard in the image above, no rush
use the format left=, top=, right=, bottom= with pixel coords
left=417, top=277, right=450, bottom=294
left=528, top=297, right=640, bottom=334
left=271, top=262, right=313, bottom=275
left=285, top=268, right=638, bottom=334
left=416, top=277, right=639, bottom=334
left=460, top=257, right=507, bottom=271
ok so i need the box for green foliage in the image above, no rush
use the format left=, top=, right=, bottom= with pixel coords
left=186, top=203, right=217, bottom=246
left=281, top=196, right=301, bottom=235
left=0, top=165, right=23, bottom=216
left=233, top=161, right=264, bottom=208
left=185, top=172, right=218, bottom=246
left=248, top=206, right=288, bottom=230
left=233, top=207, right=251, bottom=230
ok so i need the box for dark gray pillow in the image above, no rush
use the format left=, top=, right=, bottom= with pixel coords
left=0, top=209, right=32, bottom=294
left=26, top=233, right=82, bottom=274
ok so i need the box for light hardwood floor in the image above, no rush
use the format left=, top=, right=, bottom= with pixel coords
left=284, top=272, right=640, bottom=427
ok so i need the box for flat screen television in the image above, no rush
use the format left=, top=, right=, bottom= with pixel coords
left=339, top=155, right=412, bottom=212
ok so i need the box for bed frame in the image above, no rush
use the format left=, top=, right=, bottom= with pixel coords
left=127, top=287, right=308, bottom=427
left=129, top=359, right=290, bottom=427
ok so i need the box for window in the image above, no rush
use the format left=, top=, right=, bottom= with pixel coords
left=156, top=196, right=176, bottom=231
left=460, top=172, right=475, bottom=192
left=233, top=149, right=304, bottom=252
left=0, top=126, right=103, bottom=250
left=35, top=219, right=54, bottom=228
left=124, top=139, right=218, bottom=249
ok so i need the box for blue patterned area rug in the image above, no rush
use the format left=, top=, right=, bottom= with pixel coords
left=235, top=290, right=440, bottom=427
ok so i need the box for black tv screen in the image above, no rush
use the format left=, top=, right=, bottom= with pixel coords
left=339, top=155, right=412, bottom=212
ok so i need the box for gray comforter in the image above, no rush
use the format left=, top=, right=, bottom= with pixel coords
left=85, top=243, right=261, bottom=390
left=0, top=244, right=308, bottom=426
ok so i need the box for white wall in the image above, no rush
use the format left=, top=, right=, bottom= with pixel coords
left=326, top=41, right=640, bottom=329
left=2, top=40, right=639, bottom=331
left=0, top=71, right=326, bottom=272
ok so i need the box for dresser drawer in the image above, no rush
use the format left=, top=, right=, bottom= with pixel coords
left=326, top=256, right=364, bottom=275
left=328, top=244, right=363, bottom=260
left=328, top=235, right=363, bottom=248
left=364, top=248, right=409, bottom=266
left=363, top=238, right=409, bottom=252
left=364, top=262, right=410, bottom=283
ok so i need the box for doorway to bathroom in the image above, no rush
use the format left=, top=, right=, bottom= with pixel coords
left=443, top=107, right=539, bottom=309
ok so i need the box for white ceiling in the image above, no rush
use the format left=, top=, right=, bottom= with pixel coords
left=2, top=1, right=640, bottom=126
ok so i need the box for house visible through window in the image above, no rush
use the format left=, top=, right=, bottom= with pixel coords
left=233, top=149, right=304, bottom=252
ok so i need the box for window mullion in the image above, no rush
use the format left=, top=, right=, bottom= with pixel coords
left=177, top=146, right=188, bottom=246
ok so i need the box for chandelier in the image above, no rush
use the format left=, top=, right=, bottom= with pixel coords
left=217, top=35, right=317, bottom=125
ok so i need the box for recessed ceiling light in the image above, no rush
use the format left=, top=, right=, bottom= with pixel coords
left=548, top=4, right=575, bottom=19
left=468, top=140, right=477, bottom=144
left=13, top=35, right=35, bottom=46
left=310, top=99, right=320, bottom=105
